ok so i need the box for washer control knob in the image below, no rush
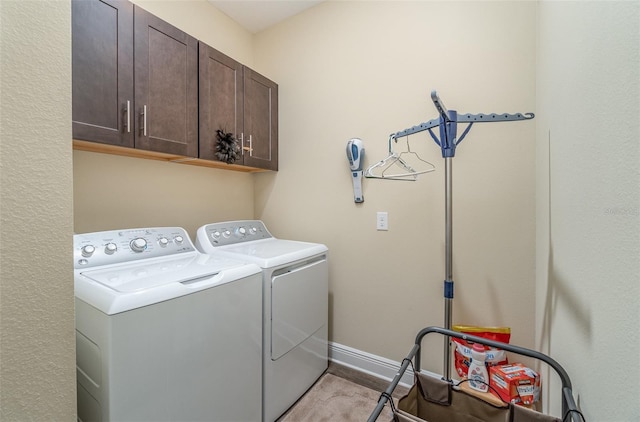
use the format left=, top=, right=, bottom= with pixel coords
left=237, top=227, right=246, bottom=236
left=158, top=237, right=169, bottom=247
left=174, top=236, right=184, bottom=244
left=130, top=238, right=147, bottom=253
left=104, top=243, right=117, bottom=255
left=223, top=230, right=231, bottom=238
left=81, top=245, right=95, bottom=257
left=249, top=226, right=258, bottom=235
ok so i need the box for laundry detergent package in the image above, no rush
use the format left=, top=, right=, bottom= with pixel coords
left=452, top=325, right=511, bottom=378
left=490, top=363, right=541, bottom=405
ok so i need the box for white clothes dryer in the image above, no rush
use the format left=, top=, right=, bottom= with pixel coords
left=196, top=221, right=328, bottom=422
left=74, top=227, right=262, bottom=422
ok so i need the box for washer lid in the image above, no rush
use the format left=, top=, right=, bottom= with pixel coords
left=214, top=238, right=328, bottom=268
left=75, top=253, right=261, bottom=315
left=81, top=253, right=238, bottom=292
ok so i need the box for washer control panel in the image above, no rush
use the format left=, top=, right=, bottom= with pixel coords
left=202, top=220, right=272, bottom=247
left=74, top=227, right=194, bottom=269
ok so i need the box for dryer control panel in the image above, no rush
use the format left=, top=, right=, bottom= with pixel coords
left=74, top=227, right=195, bottom=269
left=200, top=220, right=272, bottom=247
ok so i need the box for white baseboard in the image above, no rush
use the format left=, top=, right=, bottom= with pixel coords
left=329, top=342, right=434, bottom=388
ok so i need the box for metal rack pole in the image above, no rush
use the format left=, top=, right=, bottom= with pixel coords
left=443, top=157, right=454, bottom=380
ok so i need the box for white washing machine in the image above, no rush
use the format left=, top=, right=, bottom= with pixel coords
left=74, top=227, right=263, bottom=422
left=195, top=221, right=328, bottom=422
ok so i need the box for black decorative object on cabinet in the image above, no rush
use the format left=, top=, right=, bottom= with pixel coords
left=215, top=129, right=240, bottom=164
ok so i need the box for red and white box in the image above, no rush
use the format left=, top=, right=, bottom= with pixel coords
left=489, top=363, right=540, bottom=405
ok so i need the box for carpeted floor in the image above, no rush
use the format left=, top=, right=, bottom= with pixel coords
left=277, top=373, right=395, bottom=422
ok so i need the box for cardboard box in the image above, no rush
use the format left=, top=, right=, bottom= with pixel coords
left=489, top=363, right=540, bottom=405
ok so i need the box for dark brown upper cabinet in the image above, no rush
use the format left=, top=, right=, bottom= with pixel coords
left=198, top=44, right=244, bottom=163
left=242, top=68, right=278, bottom=171
left=72, top=0, right=198, bottom=157
left=199, top=42, right=278, bottom=171
left=134, top=7, right=197, bottom=156
left=72, top=0, right=133, bottom=147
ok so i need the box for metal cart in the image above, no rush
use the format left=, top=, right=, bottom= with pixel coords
left=368, top=326, right=585, bottom=422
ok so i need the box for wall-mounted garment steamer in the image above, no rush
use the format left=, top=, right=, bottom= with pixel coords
left=346, top=138, right=365, bottom=203
left=365, top=90, right=534, bottom=380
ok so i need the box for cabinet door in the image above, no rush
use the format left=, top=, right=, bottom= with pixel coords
left=243, top=68, right=278, bottom=171
left=198, top=42, right=244, bottom=162
left=72, top=0, right=134, bottom=147
left=134, top=7, right=198, bottom=157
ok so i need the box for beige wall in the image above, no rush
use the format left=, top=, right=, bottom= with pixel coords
left=73, top=152, right=255, bottom=236
left=132, top=0, right=254, bottom=66
left=253, top=1, right=537, bottom=373
left=73, top=1, right=257, bottom=239
left=0, top=1, right=75, bottom=420
left=536, top=1, right=639, bottom=420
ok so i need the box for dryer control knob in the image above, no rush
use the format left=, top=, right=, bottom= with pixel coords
left=223, top=230, right=231, bottom=238
left=81, top=245, right=95, bottom=257
left=211, top=231, right=221, bottom=240
left=158, top=237, right=169, bottom=247
left=249, top=226, right=258, bottom=235
left=130, top=238, right=147, bottom=252
left=104, top=243, right=117, bottom=254
left=237, top=227, right=246, bottom=236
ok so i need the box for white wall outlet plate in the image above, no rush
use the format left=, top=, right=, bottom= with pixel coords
left=376, top=212, right=388, bottom=231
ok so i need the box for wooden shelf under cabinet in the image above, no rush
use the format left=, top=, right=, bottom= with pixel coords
left=73, top=139, right=269, bottom=173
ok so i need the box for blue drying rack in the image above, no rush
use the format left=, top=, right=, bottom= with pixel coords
left=388, top=90, right=534, bottom=379
left=391, top=91, right=534, bottom=158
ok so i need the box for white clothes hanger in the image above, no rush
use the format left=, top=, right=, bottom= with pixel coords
left=364, top=134, right=435, bottom=181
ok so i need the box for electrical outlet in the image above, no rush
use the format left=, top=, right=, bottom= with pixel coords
left=376, top=212, right=388, bottom=231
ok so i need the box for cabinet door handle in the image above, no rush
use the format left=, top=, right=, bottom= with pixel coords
left=242, top=134, right=253, bottom=154
left=140, top=105, right=147, bottom=137
left=125, top=100, right=131, bottom=133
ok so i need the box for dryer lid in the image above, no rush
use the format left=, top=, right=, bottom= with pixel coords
left=214, top=238, right=328, bottom=268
